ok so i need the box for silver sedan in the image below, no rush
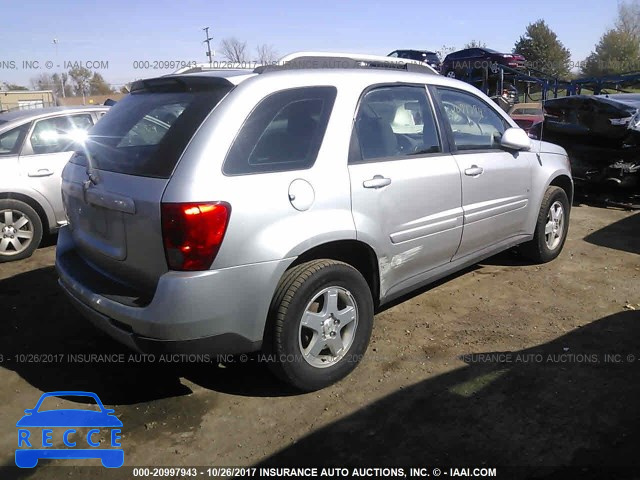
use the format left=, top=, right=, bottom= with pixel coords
left=0, top=106, right=109, bottom=261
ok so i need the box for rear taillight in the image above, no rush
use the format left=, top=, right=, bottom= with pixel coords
left=161, top=202, right=231, bottom=271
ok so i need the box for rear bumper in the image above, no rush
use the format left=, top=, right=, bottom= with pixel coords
left=56, top=226, right=292, bottom=354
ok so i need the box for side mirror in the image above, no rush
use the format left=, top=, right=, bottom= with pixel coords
left=500, top=127, right=532, bottom=151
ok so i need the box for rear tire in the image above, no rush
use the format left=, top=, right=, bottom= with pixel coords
left=520, top=186, right=570, bottom=263
left=265, top=259, right=374, bottom=391
left=0, top=199, right=43, bottom=263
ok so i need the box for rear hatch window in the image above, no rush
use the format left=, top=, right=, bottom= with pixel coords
left=71, top=76, right=233, bottom=178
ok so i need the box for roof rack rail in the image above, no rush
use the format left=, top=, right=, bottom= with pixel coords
left=172, top=63, right=261, bottom=75
left=254, top=51, right=438, bottom=75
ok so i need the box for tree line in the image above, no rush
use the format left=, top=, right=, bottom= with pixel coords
left=510, top=0, right=640, bottom=78
left=2, top=67, right=118, bottom=97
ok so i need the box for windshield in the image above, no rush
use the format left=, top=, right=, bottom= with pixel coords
left=425, top=53, right=440, bottom=63
left=35, top=394, right=102, bottom=412
left=71, top=77, right=233, bottom=178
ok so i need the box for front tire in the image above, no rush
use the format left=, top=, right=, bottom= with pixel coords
left=0, top=199, right=43, bottom=262
left=520, top=186, right=570, bottom=263
left=265, top=259, right=374, bottom=391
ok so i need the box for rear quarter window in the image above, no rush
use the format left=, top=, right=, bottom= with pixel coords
left=0, top=123, right=29, bottom=155
left=223, top=86, right=337, bottom=175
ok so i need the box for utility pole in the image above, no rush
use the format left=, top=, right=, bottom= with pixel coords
left=203, top=27, right=214, bottom=66
left=53, top=38, right=65, bottom=98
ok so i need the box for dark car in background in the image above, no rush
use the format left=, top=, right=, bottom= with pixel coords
left=442, top=48, right=526, bottom=79
left=388, top=50, right=441, bottom=72
left=529, top=94, right=640, bottom=200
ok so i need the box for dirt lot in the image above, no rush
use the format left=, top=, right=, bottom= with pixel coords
left=0, top=202, right=639, bottom=479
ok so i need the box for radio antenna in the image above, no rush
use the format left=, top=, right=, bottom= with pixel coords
left=536, top=85, right=546, bottom=163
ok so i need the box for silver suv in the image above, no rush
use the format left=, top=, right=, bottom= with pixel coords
left=56, top=53, right=572, bottom=391
left=0, top=106, right=108, bottom=261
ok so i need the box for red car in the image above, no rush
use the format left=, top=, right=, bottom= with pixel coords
left=508, top=103, right=543, bottom=132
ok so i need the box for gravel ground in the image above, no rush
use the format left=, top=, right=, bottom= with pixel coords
left=0, top=203, right=638, bottom=479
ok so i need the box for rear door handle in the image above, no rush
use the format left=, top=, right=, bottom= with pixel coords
left=464, top=165, right=484, bottom=177
left=28, top=169, right=54, bottom=177
left=363, top=175, right=392, bottom=189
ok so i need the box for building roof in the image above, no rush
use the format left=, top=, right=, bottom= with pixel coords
left=58, top=93, right=126, bottom=106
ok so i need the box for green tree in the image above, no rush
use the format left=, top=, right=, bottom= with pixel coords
left=464, top=39, right=487, bottom=49
left=68, top=66, right=92, bottom=96
left=581, top=28, right=640, bottom=76
left=3, top=83, right=29, bottom=91
left=52, top=73, right=73, bottom=97
left=514, top=19, right=571, bottom=77
left=581, top=1, right=640, bottom=76
left=89, top=72, right=113, bottom=95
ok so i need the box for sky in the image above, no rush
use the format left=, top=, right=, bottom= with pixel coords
left=0, top=0, right=620, bottom=89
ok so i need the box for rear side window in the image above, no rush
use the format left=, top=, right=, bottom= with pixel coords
left=30, top=116, right=89, bottom=155
left=72, top=77, right=233, bottom=178
left=223, top=86, right=337, bottom=175
left=68, top=113, right=94, bottom=130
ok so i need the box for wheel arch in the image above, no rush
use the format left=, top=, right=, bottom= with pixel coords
left=548, top=174, right=573, bottom=205
left=286, top=239, right=381, bottom=308
left=0, top=191, right=54, bottom=234
left=527, top=169, right=573, bottom=236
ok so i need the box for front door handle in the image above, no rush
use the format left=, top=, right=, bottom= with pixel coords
left=363, top=175, right=392, bottom=189
left=28, top=169, right=54, bottom=177
left=464, top=165, right=484, bottom=177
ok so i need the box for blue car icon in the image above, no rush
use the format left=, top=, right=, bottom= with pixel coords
left=16, top=391, right=123, bottom=468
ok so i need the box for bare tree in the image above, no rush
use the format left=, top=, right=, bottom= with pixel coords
left=435, top=44, right=456, bottom=61
left=30, top=73, right=55, bottom=90
left=255, top=44, right=279, bottom=64
left=220, top=37, right=248, bottom=63
left=464, top=39, right=487, bottom=49
left=28, top=72, right=71, bottom=98
left=617, top=0, right=640, bottom=37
